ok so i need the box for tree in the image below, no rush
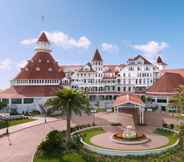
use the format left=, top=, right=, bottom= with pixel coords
left=45, top=87, right=91, bottom=144
left=169, top=85, right=184, bottom=113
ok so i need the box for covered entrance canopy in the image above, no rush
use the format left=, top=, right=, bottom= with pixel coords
left=113, top=94, right=145, bottom=124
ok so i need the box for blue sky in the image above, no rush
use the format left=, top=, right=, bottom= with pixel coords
left=0, top=0, right=184, bottom=89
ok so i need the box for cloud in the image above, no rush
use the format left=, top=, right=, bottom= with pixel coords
left=21, top=31, right=91, bottom=49
left=21, top=38, right=37, bottom=45
left=130, top=41, right=168, bottom=60
left=101, top=43, right=119, bottom=53
left=16, top=60, right=27, bottom=68
left=0, top=58, right=12, bottom=70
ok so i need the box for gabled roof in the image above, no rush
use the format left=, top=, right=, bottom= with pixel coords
left=147, top=72, right=184, bottom=96
left=128, top=55, right=152, bottom=65
left=14, top=51, right=65, bottom=80
left=92, top=49, right=103, bottom=62
left=113, top=94, right=144, bottom=107
left=37, top=32, right=49, bottom=43
left=157, top=56, right=167, bottom=65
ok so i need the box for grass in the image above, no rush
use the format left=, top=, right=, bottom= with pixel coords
left=154, top=128, right=178, bottom=148
left=80, top=127, right=105, bottom=144
left=8, top=118, right=35, bottom=127
left=0, top=118, right=35, bottom=129
left=34, top=152, right=85, bottom=162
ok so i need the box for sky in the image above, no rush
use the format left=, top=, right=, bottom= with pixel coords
left=0, top=0, right=184, bottom=89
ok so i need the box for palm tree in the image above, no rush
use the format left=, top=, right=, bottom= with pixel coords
left=45, top=87, right=91, bottom=143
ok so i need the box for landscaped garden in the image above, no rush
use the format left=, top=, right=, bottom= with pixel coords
left=33, top=125, right=184, bottom=162
left=33, top=87, right=184, bottom=162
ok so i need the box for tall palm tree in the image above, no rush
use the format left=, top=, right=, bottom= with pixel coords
left=45, top=87, right=91, bottom=143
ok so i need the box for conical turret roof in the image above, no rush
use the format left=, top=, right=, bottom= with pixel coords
left=37, top=32, right=49, bottom=43
left=92, top=49, right=103, bottom=62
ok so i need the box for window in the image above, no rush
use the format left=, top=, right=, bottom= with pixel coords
left=128, top=87, right=131, bottom=92
left=123, top=87, right=126, bottom=91
left=11, top=98, right=22, bottom=104
left=157, top=99, right=167, bottom=103
left=2, top=98, right=9, bottom=104
left=24, top=98, right=34, bottom=104
left=129, top=66, right=134, bottom=71
left=117, top=87, right=120, bottom=91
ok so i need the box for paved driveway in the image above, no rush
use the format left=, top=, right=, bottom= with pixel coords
left=0, top=119, right=67, bottom=162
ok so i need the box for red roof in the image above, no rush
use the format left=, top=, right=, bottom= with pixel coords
left=157, top=56, right=167, bottom=65
left=0, top=85, right=62, bottom=98
left=113, top=94, right=144, bottom=107
left=14, top=51, right=65, bottom=80
left=161, top=69, right=184, bottom=78
left=37, top=32, right=49, bottom=43
left=92, top=49, right=103, bottom=62
left=147, top=72, right=184, bottom=96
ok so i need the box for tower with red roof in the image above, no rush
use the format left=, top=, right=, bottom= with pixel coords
left=0, top=32, right=65, bottom=113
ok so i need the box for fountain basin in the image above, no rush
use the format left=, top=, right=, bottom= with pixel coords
left=111, top=126, right=150, bottom=145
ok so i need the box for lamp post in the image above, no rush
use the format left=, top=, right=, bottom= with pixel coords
left=39, top=104, right=47, bottom=124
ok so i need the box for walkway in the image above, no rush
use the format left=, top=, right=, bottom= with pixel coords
left=0, top=119, right=67, bottom=162
left=0, top=116, right=57, bottom=136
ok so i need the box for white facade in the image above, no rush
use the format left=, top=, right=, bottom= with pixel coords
left=63, top=52, right=166, bottom=109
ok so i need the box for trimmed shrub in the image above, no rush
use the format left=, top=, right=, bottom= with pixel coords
left=162, top=123, right=168, bottom=128
left=38, top=130, right=65, bottom=155
left=169, top=124, right=174, bottom=129
left=67, top=134, right=82, bottom=150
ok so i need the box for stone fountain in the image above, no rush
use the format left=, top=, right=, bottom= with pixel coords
left=111, top=125, right=149, bottom=145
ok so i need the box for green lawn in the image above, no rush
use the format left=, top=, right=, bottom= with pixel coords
left=34, top=152, right=85, bottom=162
left=0, top=118, right=35, bottom=129
left=154, top=128, right=178, bottom=148
left=8, top=118, right=35, bottom=127
left=80, top=127, right=105, bottom=144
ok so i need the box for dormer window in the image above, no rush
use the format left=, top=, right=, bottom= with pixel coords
left=38, top=59, right=42, bottom=63
left=25, top=68, right=29, bottom=71
left=48, top=68, right=53, bottom=72
left=36, top=67, right=40, bottom=71
left=47, top=60, right=50, bottom=63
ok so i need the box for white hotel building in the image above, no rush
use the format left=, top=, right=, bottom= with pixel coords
left=63, top=49, right=167, bottom=109
left=0, top=32, right=169, bottom=112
